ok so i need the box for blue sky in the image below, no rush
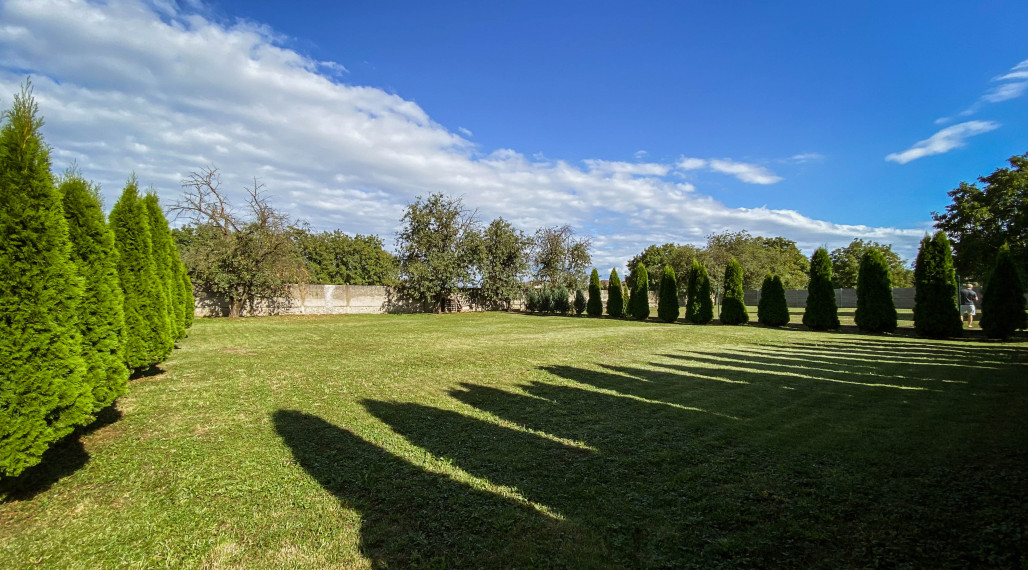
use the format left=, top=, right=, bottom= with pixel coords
left=1, top=0, right=1026, bottom=271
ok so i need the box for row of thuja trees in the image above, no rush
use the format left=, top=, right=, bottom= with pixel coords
left=526, top=230, right=1026, bottom=340
left=0, top=84, right=194, bottom=477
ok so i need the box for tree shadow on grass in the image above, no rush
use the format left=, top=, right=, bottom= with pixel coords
left=272, top=409, right=588, bottom=568
left=0, top=405, right=123, bottom=502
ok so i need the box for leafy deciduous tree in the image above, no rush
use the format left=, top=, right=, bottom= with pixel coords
left=830, top=238, right=913, bottom=289
left=627, top=243, right=700, bottom=291
left=479, top=218, right=530, bottom=310
left=532, top=225, right=591, bottom=290
left=291, top=228, right=398, bottom=286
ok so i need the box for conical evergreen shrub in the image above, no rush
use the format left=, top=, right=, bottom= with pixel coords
left=0, top=83, right=92, bottom=477
left=980, top=245, right=1028, bottom=340
left=607, top=269, right=624, bottom=318
left=803, top=247, right=839, bottom=330
left=143, top=192, right=185, bottom=341
left=855, top=249, right=897, bottom=333
left=181, top=270, right=195, bottom=329
left=758, top=273, right=790, bottom=327
left=657, top=265, right=680, bottom=323
left=913, top=232, right=962, bottom=338
left=629, top=264, right=650, bottom=320
left=586, top=268, right=603, bottom=316
left=553, top=286, right=571, bottom=314
left=59, top=173, right=129, bottom=412
left=719, top=258, right=749, bottom=325
left=538, top=287, right=553, bottom=313
left=686, top=259, right=713, bottom=324
left=110, top=179, right=173, bottom=369
left=525, top=288, right=539, bottom=312
left=574, top=288, right=586, bottom=315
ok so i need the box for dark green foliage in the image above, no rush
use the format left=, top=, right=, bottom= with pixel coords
left=478, top=218, right=530, bottom=311
left=553, top=286, right=571, bottom=314
left=573, top=288, right=586, bottom=315
left=0, top=83, right=91, bottom=477
left=980, top=245, right=1028, bottom=340
left=143, top=193, right=184, bottom=341
left=586, top=268, right=603, bottom=316
left=657, top=265, right=680, bottom=323
left=830, top=239, right=914, bottom=288
left=607, top=269, right=624, bottom=318
left=110, top=179, right=172, bottom=369
left=59, top=173, right=128, bottom=412
left=719, top=258, right=749, bottom=325
left=855, top=249, right=898, bottom=333
left=685, top=259, right=713, bottom=324
left=180, top=270, right=195, bottom=330
left=629, top=263, right=651, bottom=320
left=757, top=273, right=790, bottom=327
left=803, top=247, right=840, bottom=330
left=292, top=228, right=399, bottom=286
left=524, top=289, right=539, bottom=312
left=913, top=232, right=963, bottom=338
left=538, top=288, right=553, bottom=313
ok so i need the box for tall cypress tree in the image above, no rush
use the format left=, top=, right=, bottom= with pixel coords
left=143, top=192, right=184, bottom=341
left=607, top=268, right=625, bottom=318
left=0, top=83, right=92, bottom=476
left=180, top=267, right=195, bottom=330
left=657, top=265, right=680, bottom=323
left=686, top=258, right=714, bottom=324
left=913, top=232, right=962, bottom=338
left=980, top=245, right=1028, bottom=340
left=720, top=258, right=749, bottom=325
left=855, top=249, right=897, bottom=333
left=803, top=247, right=840, bottom=330
left=587, top=268, right=603, bottom=316
left=110, top=179, right=172, bottom=369
left=629, top=263, right=651, bottom=320
left=758, top=273, right=790, bottom=327
left=59, top=173, right=129, bottom=412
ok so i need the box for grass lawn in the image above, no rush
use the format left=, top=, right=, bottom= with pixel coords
left=2, top=311, right=1026, bottom=568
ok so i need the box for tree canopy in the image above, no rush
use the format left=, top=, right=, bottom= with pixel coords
left=532, top=225, right=591, bottom=290
left=830, top=239, right=913, bottom=288
left=933, top=153, right=1028, bottom=282
left=479, top=218, right=531, bottom=310
left=292, top=228, right=398, bottom=286
left=627, top=243, right=699, bottom=291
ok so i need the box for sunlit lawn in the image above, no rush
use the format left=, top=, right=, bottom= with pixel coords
left=1, top=311, right=1025, bottom=568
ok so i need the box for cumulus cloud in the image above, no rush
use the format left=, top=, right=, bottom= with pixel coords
left=885, top=121, right=1000, bottom=164
left=0, top=0, right=925, bottom=271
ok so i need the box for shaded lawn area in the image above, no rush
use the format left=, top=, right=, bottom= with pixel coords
left=1, top=312, right=1026, bottom=568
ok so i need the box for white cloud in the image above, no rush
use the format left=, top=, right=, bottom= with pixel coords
left=885, top=121, right=1000, bottom=164
left=0, top=0, right=925, bottom=272
left=789, top=152, right=824, bottom=163
left=458, top=126, right=473, bottom=137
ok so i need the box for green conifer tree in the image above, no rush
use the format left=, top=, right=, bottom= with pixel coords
left=629, top=263, right=650, bottom=320
left=757, top=273, right=790, bottom=327
left=913, top=232, right=962, bottom=338
left=143, top=192, right=185, bottom=341
left=607, top=268, right=625, bottom=318
left=657, top=265, right=680, bottom=323
left=110, top=179, right=172, bottom=369
left=573, top=288, right=586, bottom=315
left=180, top=270, right=195, bottom=330
left=59, top=173, right=129, bottom=412
left=980, top=245, right=1028, bottom=340
left=685, top=259, right=714, bottom=324
left=0, top=83, right=92, bottom=476
left=719, top=258, right=749, bottom=325
left=803, top=247, right=840, bottom=330
left=586, top=268, right=603, bottom=316
left=855, top=249, right=897, bottom=333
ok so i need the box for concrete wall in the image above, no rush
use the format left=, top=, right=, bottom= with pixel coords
left=194, top=284, right=421, bottom=317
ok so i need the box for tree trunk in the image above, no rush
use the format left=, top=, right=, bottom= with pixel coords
left=229, top=297, right=244, bottom=318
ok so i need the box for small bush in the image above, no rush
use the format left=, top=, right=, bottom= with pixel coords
left=719, top=258, right=749, bottom=325
left=574, top=288, right=586, bottom=315
left=657, top=265, right=680, bottom=323
left=607, top=269, right=625, bottom=318
left=855, top=249, right=897, bottom=333
left=757, top=273, right=790, bottom=327
left=538, top=288, right=554, bottom=313
left=980, top=244, right=1028, bottom=340
left=525, top=289, right=539, bottom=312
left=586, top=268, right=603, bottom=316
left=553, top=286, right=570, bottom=314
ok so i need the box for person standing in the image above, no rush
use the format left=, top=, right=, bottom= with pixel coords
left=959, top=282, right=979, bottom=328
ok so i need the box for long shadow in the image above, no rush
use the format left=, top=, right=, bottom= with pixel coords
left=0, top=405, right=123, bottom=502
left=272, top=409, right=590, bottom=568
